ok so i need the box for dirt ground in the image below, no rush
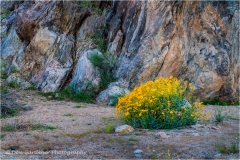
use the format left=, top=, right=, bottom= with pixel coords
left=0, top=89, right=239, bottom=159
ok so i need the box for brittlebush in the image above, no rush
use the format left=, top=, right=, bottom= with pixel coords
left=115, top=76, right=210, bottom=129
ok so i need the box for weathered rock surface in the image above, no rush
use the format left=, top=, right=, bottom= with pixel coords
left=1, top=1, right=239, bottom=102
left=96, top=82, right=130, bottom=105
left=115, top=125, right=134, bottom=133
left=69, top=49, right=101, bottom=92
left=6, top=73, right=31, bottom=89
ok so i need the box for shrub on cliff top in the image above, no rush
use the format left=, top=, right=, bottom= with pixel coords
left=115, top=76, right=210, bottom=129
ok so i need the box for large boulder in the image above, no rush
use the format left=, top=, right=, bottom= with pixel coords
left=107, top=1, right=239, bottom=101
left=69, top=49, right=101, bottom=92
left=96, top=82, right=130, bottom=105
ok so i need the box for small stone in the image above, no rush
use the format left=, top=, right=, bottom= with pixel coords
left=9, top=156, right=14, bottom=159
left=52, top=135, right=58, bottom=138
left=134, top=149, right=143, bottom=154
left=115, top=125, right=134, bottom=133
left=22, top=81, right=32, bottom=89
left=158, top=131, right=170, bottom=138
left=22, top=104, right=33, bottom=111
left=134, top=149, right=143, bottom=158
left=87, top=123, right=92, bottom=125
left=190, top=133, right=200, bottom=136
left=191, top=124, right=204, bottom=128
left=66, top=146, right=71, bottom=150
left=215, top=153, right=221, bottom=157
left=211, top=126, right=219, bottom=130
left=9, top=146, right=19, bottom=150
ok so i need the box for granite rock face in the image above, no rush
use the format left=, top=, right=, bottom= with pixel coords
left=106, top=1, right=239, bottom=101
left=1, top=1, right=239, bottom=102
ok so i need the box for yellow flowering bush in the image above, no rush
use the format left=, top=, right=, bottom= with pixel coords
left=115, top=76, right=210, bottom=129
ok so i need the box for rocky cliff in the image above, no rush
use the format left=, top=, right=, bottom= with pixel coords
left=1, top=1, right=239, bottom=104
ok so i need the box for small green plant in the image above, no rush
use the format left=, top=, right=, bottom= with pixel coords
left=109, top=93, right=125, bottom=106
left=25, top=133, right=30, bottom=136
left=215, top=142, right=239, bottom=154
left=25, top=86, right=36, bottom=91
left=120, top=133, right=130, bottom=136
left=104, top=124, right=114, bottom=133
left=79, top=1, right=94, bottom=9
left=42, top=146, right=51, bottom=152
left=0, top=60, right=8, bottom=79
left=38, top=86, right=95, bottom=103
left=7, top=77, right=21, bottom=88
left=1, top=122, right=56, bottom=132
left=134, top=132, right=141, bottom=136
left=87, top=31, right=107, bottom=53
left=93, top=7, right=102, bottom=15
left=74, top=105, right=82, bottom=108
left=1, top=9, right=11, bottom=21
left=214, top=106, right=228, bottom=124
left=118, top=138, right=124, bottom=144
left=0, top=85, right=9, bottom=94
left=63, top=132, right=91, bottom=139
left=64, top=113, right=73, bottom=117
left=1, top=124, right=16, bottom=132
left=31, top=123, right=45, bottom=130
left=128, top=137, right=139, bottom=142
left=102, top=117, right=117, bottom=133
left=0, top=134, right=5, bottom=139
left=79, top=1, right=102, bottom=15
left=30, top=123, right=57, bottom=131
left=89, top=52, right=116, bottom=90
left=203, top=98, right=239, bottom=106
left=10, top=66, right=19, bottom=74
left=43, top=126, right=57, bottom=130
left=106, top=138, right=114, bottom=142
left=1, top=106, right=20, bottom=118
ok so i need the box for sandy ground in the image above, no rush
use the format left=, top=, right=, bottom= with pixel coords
left=0, top=89, right=239, bottom=159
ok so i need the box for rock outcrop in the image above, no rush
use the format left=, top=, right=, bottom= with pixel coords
left=1, top=1, right=239, bottom=102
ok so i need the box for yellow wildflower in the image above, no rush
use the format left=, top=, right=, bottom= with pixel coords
left=125, top=112, right=130, bottom=116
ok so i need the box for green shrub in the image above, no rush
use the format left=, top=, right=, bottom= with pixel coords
left=79, top=1, right=93, bottom=9
left=104, top=124, right=114, bottom=133
left=109, top=93, right=125, bottom=106
left=74, top=105, right=82, bottom=108
left=89, top=52, right=116, bottom=90
left=216, top=141, right=239, bottom=154
left=43, top=126, right=57, bottom=130
left=203, top=98, right=239, bottom=106
left=102, top=117, right=117, bottom=133
left=0, top=134, right=5, bottom=139
left=87, top=32, right=107, bottom=53
left=0, top=60, right=8, bottom=79
left=39, top=86, right=95, bottom=103
left=214, top=106, right=228, bottom=124
left=0, top=85, right=9, bottom=94
left=7, top=78, right=21, bottom=88
left=79, top=1, right=102, bottom=15
left=1, top=122, right=57, bottom=132
left=115, top=76, right=210, bottom=129
left=128, top=137, right=138, bottom=142
left=1, top=9, right=11, bottom=21
left=1, top=106, right=20, bottom=118
left=2, top=124, right=16, bottom=132
left=63, top=113, right=73, bottom=117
